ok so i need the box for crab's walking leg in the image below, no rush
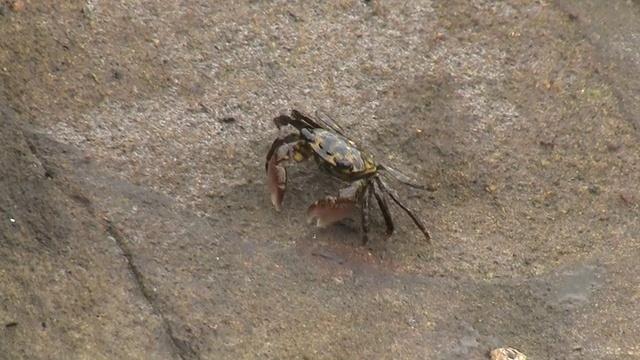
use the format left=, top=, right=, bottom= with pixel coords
left=360, top=182, right=373, bottom=244
left=372, top=180, right=395, bottom=235
left=265, top=135, right=311, bottom=211
left=375, top=177, right=431, bottom=243
left=273, top=112, right=321, bottom=132
left=306, top=180, right=365, bottom=228
left=378, top=164, right=436, bottom=191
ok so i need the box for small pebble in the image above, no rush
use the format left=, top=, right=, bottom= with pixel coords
left=11, top=1, right=24, bottom=11
left=490, top=347, right=527, bottom=360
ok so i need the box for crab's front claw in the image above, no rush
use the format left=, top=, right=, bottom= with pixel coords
left=306, top=197, right=356, bottom=227
left=266, top=151, right=287, bottom=211
left=265, top=135, right=311, bottom=212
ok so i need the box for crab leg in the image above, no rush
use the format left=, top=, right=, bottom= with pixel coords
left=273, top=111, right=321, bottom=132
left=306, top=180, right=365, bottom=228
left=265, top=136, right=311, bottom=211
left=372, top=180, right=395, bottom=235
left=360, top=182, right=373, bottom=244
left=378, top=164, right=435, bottom=191
left=374, top=177, right=431, bottom=243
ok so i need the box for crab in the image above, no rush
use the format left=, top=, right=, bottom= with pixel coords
left=265, top=109, right=431, bottom=244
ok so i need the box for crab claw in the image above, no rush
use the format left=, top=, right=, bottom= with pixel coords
left=266, top=152, right=287, bottom=211
left=306, top=197, right=356, bottom=227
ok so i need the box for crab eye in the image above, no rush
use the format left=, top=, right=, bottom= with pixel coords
left=301, top=128, right=315, bottom=142
left=335, top=158, right=353, bottom=170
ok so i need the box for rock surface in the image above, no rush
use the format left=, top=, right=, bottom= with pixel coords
left=1, top=0, right=638, bottom=359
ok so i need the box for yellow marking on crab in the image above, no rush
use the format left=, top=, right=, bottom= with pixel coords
left=293, top=152, right=306, bottom=162
left=363, top=159, right=377, bottom=173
